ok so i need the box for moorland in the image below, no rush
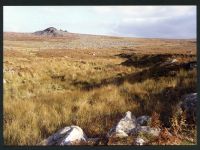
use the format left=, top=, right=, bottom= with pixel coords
left=3, top=28, right=197, bottom=145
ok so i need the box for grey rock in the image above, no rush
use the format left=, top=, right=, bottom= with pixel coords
left=107, top=111, right=137, bottom=138
left=41, top=125, right=87, bottom=145
left=180, top=93, right=197, bottom=122
left=33, top=27, right=68, bottom=37
left=183, top=93, right=197, bottom=100
left=136, top=115, right=151, bottom=126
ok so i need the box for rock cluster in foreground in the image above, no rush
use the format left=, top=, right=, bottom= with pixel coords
left=39, top=93, right=196, bottom=146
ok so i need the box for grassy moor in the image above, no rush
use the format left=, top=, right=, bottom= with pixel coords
left=3, top=28, right=197, bottom=145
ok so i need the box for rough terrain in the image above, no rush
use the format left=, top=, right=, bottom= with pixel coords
left=3, top=28, right=197, bottom=145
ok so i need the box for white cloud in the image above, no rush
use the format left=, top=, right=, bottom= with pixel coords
left=92, top=6, right=113, bottom=13
left=93, top=6, right=195, bottom=18
left=95, top=6, right=196, bottom=38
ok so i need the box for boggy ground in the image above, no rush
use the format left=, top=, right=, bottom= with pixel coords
left=3, top=32, right=197, bottom=145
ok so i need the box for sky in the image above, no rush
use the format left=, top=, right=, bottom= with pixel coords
left=3, top=6, right=196, bottom=39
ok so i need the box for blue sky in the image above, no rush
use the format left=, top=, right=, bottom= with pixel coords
left=3, top=6, right=196, bottom=39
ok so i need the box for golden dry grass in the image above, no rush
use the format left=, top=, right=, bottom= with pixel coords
left=3, top=32, right=197, bottom=145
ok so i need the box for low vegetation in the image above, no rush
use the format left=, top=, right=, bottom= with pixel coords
left=3, top=32, right=196, bottom=145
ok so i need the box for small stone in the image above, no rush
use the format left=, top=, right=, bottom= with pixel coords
left=135, top=137, right=146, bottom=145
left=171, top=59, right=178, bottom=63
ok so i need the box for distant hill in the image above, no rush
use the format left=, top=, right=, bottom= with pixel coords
left=33, top=27, right=68, bottom=37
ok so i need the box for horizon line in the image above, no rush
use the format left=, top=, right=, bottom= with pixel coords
left=3, top=30, right=197, bottom=40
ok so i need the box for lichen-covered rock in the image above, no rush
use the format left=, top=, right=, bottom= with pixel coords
left=136, top=115, right=151, bottom=126
left=40, top=125, right=87, bottom=145
left=107, top=111, right=137, bottom=138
